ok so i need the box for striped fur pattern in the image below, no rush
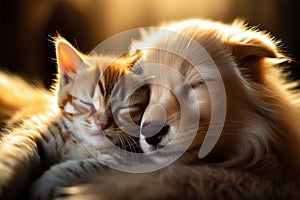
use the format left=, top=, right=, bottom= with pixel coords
left=0, top=37, right=146, bottom=200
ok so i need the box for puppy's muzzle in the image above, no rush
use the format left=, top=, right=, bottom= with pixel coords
left=141, top=121, right=169, bottom=146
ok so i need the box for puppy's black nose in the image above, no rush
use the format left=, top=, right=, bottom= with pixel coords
left=141, top=121, right=169, bottom=146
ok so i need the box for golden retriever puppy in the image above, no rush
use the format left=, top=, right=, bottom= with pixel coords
left=134, top=19, right=300, bottom=176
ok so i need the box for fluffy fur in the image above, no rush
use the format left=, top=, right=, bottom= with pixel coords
left=134, top=19, right=300, bottom=177
left=0, top=19, right=299, bottom=200
left=0, top=71, right=52, bottom=126
left=58, top=19, right=300, bottom=199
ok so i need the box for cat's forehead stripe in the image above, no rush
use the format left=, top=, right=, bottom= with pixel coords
left=98, top=80, right=105, bottom=96
left=97, top=62, right=129, bottom=103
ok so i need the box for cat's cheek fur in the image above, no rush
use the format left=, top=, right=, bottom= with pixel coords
left=72, top=120, right=113, bottom=148
left=81, top=134, right=113, bottom=149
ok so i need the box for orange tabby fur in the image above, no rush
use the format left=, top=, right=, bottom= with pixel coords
left=0, top=37, right=145, bottom=200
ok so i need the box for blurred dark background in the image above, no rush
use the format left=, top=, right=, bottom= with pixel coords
left=1, top=0, right=299, bottom=88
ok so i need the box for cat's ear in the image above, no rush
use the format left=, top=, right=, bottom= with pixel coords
left=55, top=38, right=84, bottom=86
left=127, top=49, right=143, bottom=65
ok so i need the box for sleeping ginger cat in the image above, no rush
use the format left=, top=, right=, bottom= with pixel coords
left=0, top=36, right=147, bottom=200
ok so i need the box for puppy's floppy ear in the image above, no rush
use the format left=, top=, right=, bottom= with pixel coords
left=225, top=22, right=288, bottom=81
left=226, top=26, right=280, bottom=60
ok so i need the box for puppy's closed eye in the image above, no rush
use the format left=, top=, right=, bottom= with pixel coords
left=190, top=80, right=205, bottom=88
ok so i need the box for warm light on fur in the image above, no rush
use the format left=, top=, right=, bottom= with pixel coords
left=0, top=19, right=299, bottom=199
left=130, top=19, right=300, bottom=196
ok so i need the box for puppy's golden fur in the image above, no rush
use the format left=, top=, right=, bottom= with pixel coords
left=56, top=19, right=300, bottom=200
left=133, top=19, right=300, bottom=182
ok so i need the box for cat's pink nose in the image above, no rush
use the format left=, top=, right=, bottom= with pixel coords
left=98, top=123, right=107, bottom=130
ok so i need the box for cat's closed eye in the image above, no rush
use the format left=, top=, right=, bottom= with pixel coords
left=79, top=100, right=96, bottom=115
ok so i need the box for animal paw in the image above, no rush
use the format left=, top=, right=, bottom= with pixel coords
left=31, top=170, right=66, bottom=200
left=30, top=159, right=105, bottom=200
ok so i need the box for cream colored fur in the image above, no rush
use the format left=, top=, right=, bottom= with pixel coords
left=132, top=19, right=300, bottom=180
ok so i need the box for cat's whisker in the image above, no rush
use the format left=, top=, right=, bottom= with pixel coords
left=118, top=134, right=126, bottom=150
left=122, top=134, right=140, bottom=161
